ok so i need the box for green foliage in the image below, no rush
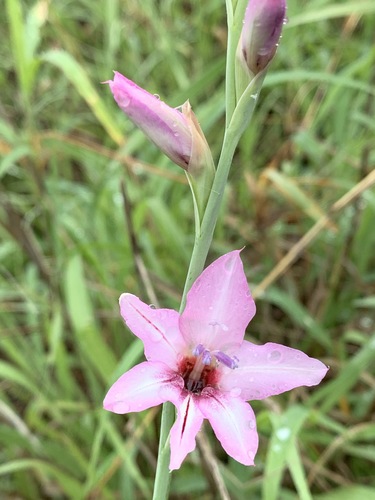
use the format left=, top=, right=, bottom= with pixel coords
left=1, top=0, right=374, bottom=498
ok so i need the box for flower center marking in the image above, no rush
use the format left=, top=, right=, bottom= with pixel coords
left=179, top=344, right=239, bottom=394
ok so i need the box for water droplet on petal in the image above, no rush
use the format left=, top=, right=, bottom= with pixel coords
left=149, top=304, right=156, bottom=309
left=112, top=401, right=129, bottom=413
left=221, top=324, right=229, bottom=331
left=153, top=93, right=160, bottom=100
left=118, top=93, right=131, bottom=107
left=267, top=350, right=282, bottom=363
left=248, top=419, right=256, bottom=430
left=224, top=255, right=236, bottom=272
left=230, top=387, right=242, bottom=398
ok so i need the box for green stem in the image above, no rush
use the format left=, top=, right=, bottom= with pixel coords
left=182, top=71, right=266, bottom=301
left=152, top=401, right=174, bottom=500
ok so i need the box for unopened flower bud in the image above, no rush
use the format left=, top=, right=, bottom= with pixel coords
left=106, top=72, right=214, bottom=177
left=238, top=0, right=286, bottom=76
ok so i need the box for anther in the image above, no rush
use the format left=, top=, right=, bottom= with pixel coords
left=193, top=344, right=205, bottom=356
left=214, top=351, right=239, bottom=369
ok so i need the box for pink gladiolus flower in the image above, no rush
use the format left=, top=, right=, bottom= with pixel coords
left=104, top=251, right=328, bottom=470
left=106, top=71, right=214, bottom=175
left=238, top=0, right=287, bottom=75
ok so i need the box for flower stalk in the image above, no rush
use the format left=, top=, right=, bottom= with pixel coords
left=104, top=2, right=292, bottom=499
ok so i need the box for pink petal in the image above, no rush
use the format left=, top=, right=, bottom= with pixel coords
left=180, top=251, right=255, bottom=352
left=198, top=388, right=258, bottom=465
left=103, top=361, right=183, bottom=414
left=119, top=293, right=187, bottom=369
left=220, top=341, right=328, bottom=400
left=169, top=394, right=204, bottom=470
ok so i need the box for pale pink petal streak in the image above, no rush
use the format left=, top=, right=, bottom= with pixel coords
left=119, top=293, right=186, bottom=369
left=169, top=394, right=204, bottom=470
left=180, top=251, right=256, bottom=352
left=221, top=341, right=329, bottom=400
left=103, top=361, right=183, bottom=414
left=198, top=388, right=258, bottom=465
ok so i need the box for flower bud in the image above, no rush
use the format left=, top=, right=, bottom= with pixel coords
left=238, top=0, right=286, bottom=76
left=106, top=72, right=213, bottom=176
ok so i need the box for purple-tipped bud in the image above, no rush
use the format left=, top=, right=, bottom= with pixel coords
left=107, top=72, right=213, bottom=175
left=238, top=0, right=286, bottom=75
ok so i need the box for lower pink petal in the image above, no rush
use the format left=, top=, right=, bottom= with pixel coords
left=221, top=341, right=328, bottom=400
left=169, top=394, right=204, bottom=470
left=103, top=361, right=183, bottom=414
left=198, top=388, right=258, bottom=465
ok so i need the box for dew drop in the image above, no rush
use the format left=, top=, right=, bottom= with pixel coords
left=221, top=324, right=229, bottom=332
left=153, top=93, right=160, bottom=100
left=267, top=350, right=282, bottom=363
left=276, top=427, right=291, bottom=441
left=149, top=303, right=156, bottom=309
left=118, top=94, right=131, bottom=107
left=248, top=419, right=256, bottom=430
left=224, top=255, right=236, bottom=272
left=230, top=387, right=242, bottom=398
left=112, top=401, right=129, bottom=413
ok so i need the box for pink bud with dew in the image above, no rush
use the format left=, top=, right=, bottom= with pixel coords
left=107, top=72, right=213, bottom=176
left=238, top=0, right=286, bottom=75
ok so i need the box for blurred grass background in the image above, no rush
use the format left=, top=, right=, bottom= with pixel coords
left=1, top=0, right=375, bottom=498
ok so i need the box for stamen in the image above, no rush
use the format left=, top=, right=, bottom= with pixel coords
left=214, top=351, right=239, bottom=369
left=202, top=350, right=212, bottom=365
left=193, top=344, right=205, bottom=356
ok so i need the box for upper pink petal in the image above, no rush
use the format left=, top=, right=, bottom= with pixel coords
left=119, top=293, right=187, bottom=369
left=103, top=361, right=183, bottom=414
left=169, top=393, right=204, bottom=470
left=180, top=251, right=256, bottom=352
left=197, top=387, right=258, bottom=465
left=220, top=341, right=328, bottom=401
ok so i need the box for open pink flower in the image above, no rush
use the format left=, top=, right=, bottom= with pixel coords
left=104, top=251, right=328, bottom=470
